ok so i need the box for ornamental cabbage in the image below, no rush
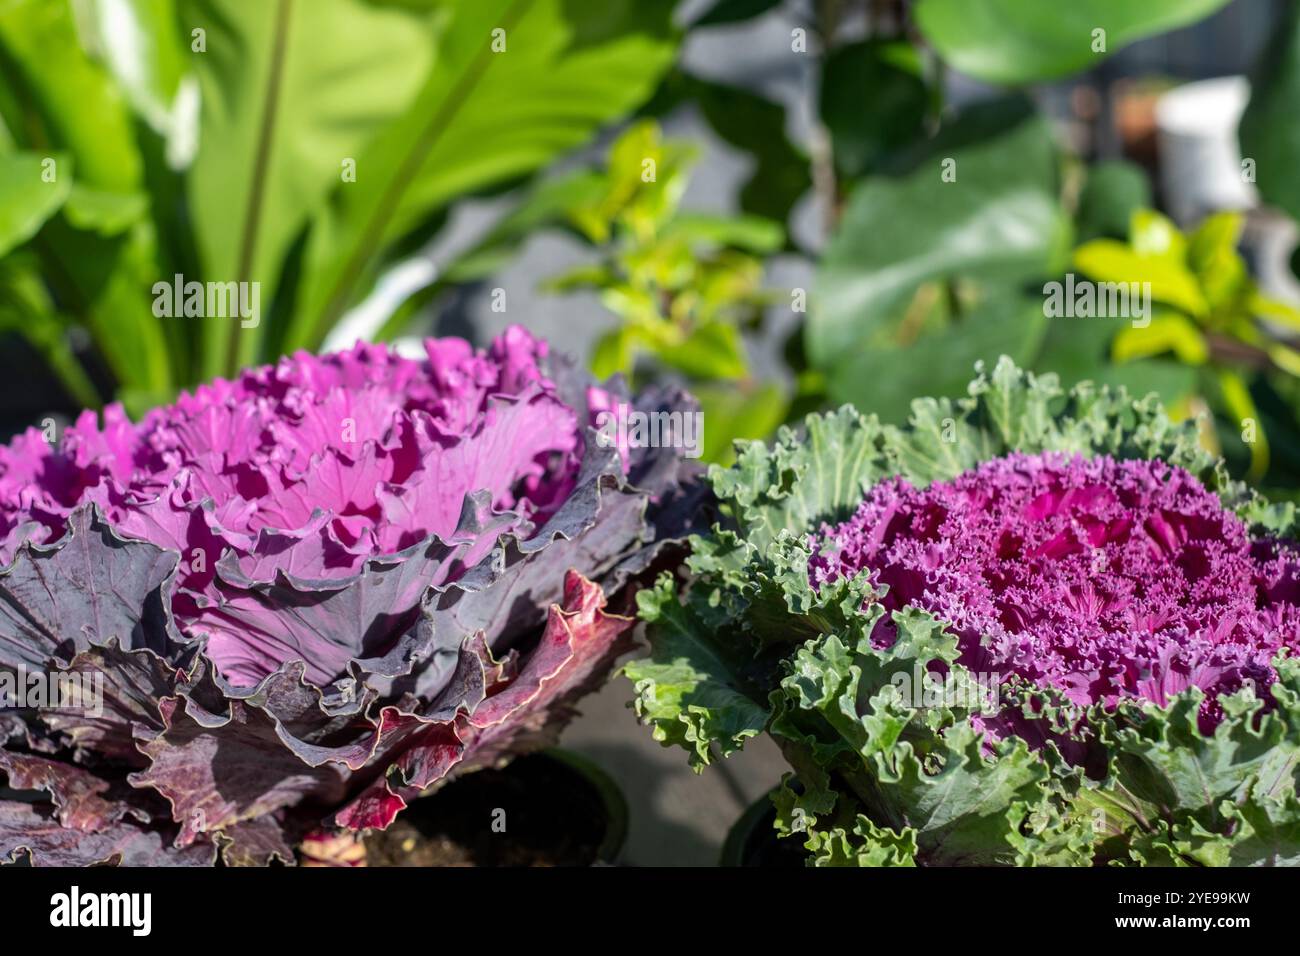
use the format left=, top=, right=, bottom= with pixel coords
left=628, top=359, right=1300, bottom=866
left=0, top=327, right=698, bottom=865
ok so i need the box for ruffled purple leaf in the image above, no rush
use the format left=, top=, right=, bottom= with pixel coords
left=0, top=506, right=179, bottom=669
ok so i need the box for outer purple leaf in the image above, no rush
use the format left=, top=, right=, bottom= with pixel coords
left=214, top=814, right=298, bottom=867
left=39, top=641, right=183, bottom=764
left=130, top=696, right=349, bottom=849
left=335, top=571, right=636, bottom=830
left=0, top=505, right=178, bottom=669
left=0, top=801, right=216, bottom=866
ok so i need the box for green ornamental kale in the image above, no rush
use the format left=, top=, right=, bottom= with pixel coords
left=626, top=358, right=1300, bottom=866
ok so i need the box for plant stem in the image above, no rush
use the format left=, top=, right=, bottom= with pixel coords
left=810, top=0, right=845, bottom=239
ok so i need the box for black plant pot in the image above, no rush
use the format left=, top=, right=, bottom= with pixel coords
left=363, top=749, right=628, bottom=867
left=719, top=787, right=807, bottom=868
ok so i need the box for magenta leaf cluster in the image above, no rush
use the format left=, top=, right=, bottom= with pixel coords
left=810, top=452, right=1300, bottom=724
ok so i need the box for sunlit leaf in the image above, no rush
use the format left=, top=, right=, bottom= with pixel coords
left=915, top=0, right=1231, bottom=85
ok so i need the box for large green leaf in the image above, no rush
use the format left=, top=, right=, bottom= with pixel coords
left=0, top=151, right=71, bottom=258
left=0, top=0, right=142, bottom=191
left=1241, top=0, right=1300, bottom=226
left=0, top=0, right=173, bottom=398
left=915, top=0, right=1232, bottom=85
left=823, top=291, right=1049, bottom=424
left=182, top=0, right=434, bottom=376
left=287, top=0, right=678, bottom=355
left=37, top=215, right=174, bottom=405
left=84, top=0, right=188, bottom=139
left=819, top=40, right=928, bottom=182
left=808, top=98, right=1070, bottom=370
left=669, top=71, right=811, bottom=227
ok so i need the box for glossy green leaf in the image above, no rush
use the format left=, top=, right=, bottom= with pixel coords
left=62, top=186, right=149, bottom=237
left=1187, top=211, right=1249, bottom=311
left=651, top=321, right=749, bottom=381
left=1254, top=291, right=1300, bottom=333
left=809, top=98, right=1070, bottom=369
left=915, top=0, right=1232, bottom=85
left=182, top=0, right=434, bottom=376
left=0, top=0, right=143, bottom=191
left=0, top=152, right=71, bottom=258
left=819, top=40, right=928, bottom=181
left=83, top=0, right=189, bottom=140
left=590, top=325, right=634, bottom=380
left=1241, top=1, right=1300, bottom=225
left=1111, top=311, right=1209, bottom=365
left=1072, top=237, right=1208, bottom=317
left=1217, top=367, right=1268, bottom=481
left=288, top=0, right=677, bottom=356
left=37, top=217, right=174, bottom=398
left=661, top=213, right=784, bottom=254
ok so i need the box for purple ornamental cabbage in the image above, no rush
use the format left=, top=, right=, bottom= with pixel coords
left=0, top=327, right=697, bottom=865
left=809, top=452, right=1300, bottom=734
left=629, top=359, right=1300, bottom=866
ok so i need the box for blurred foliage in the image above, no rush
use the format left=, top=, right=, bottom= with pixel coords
left=913, top=0, right=1233, bottom=85
left=5, top=0, right=1300, bottom=499
left=1075, top=209, right=1300, bottom=481
left=541, top=121, right=788, bottom=464
left=678, top=0, right=1300, bottom=490
left=1242, top=0, right=1300, bottom=227
left=0, top=0, right=678, bottom=414
left=809, top=96, right=1072, bottom=417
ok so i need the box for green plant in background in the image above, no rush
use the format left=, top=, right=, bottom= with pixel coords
left=7, top=0, right=1300, bottom=499
left=807, top=96, right=1074, bottom=422
left=1074, top=208, right=1300, bottom=481
left=541, top=121, right=788, bottom=463
left=675, top=0, right=1245, bottom=409
left=678, top=0, right=1300, bottom=492
left=0, top=0, right=678, bottom=415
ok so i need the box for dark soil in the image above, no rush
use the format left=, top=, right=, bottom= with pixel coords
left=363, top=754, right=608, bottom=867
left=740, top=805, right=809, bottom=868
